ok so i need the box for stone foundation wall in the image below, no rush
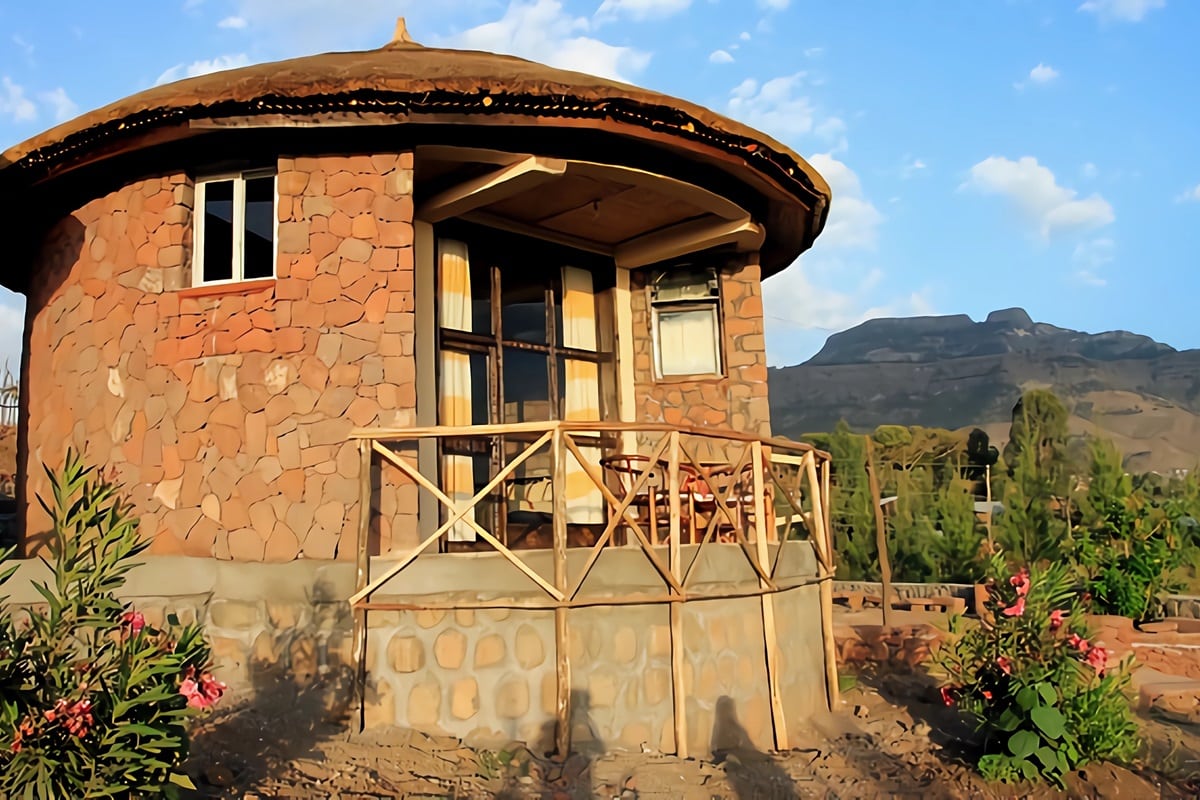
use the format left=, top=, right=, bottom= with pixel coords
left=22, top=153, right=417, bottom=561
left=629, top=260, right=771, bottom=461
left=3, top=543, right=827, bottom=756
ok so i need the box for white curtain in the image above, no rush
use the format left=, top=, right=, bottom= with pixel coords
left=438, top=239, right=476, bottom=541
left=561, top=266, right=604, bottom=524
left=657, top=307, right=720, bottom=376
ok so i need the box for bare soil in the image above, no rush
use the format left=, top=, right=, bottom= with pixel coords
left=184, top=670, right=1199, bottom=799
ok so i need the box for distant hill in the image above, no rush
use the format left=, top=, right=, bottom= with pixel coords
left=768, top=308, right=1200, bottom=473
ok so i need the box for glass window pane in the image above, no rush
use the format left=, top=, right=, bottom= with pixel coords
left=502, top=348, right=551, bottom=422
left=201, top=180, right=234, bottom=283
left=502, top=280, right=550, bottom=344
left=243, top=176, right=275, bottom=279
left=657, top=306, right=720, bottom=376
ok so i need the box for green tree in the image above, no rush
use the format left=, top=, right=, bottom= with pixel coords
left=931, top=477, right=986, bottom=582
left=826, top=421, right=877, bottom=580
left=997, top=390, right=1072, bottom=564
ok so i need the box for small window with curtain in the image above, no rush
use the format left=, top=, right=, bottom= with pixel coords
left=650, top=265, right=722, bottom=378
left=193, top=170, right=277, bottom=286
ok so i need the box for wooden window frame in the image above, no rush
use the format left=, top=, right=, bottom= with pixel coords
left=192, top=169, right=278, bottom=288
left=649, top=266, right=725, bottom=381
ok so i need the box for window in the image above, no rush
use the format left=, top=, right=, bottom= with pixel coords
left=650, top=266, right=722, bottom=378
left=193, top=171, right=277, bottom=285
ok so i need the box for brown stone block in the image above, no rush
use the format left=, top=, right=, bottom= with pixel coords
left=309, top=231, right=339, bottom=262
left=337, top=238, right=372, bottom=263
left=228, top=527, right=266, bottom=561
left=328, top=211, right=352, bottom=239
left=350, top=214, right=378, bottom=239
left=278, top=170, right=309, bottom=196
left=274, top=278, right=306, bottom=301
left=309, top=273, right=341, bottom=304
left=301, top=526, right=338, bottom=559
left=279, top=469, right=306, bottom=502
left=264, top=394, right=296, bottom=426
left=324, top=300, right=364, bottom=327
left=237, top=383, right=271, bottom=414
left=287, top=253, right=318, bottom=281
left=372, top=195, right=410, bottom=222
left=209, top=423, right=242, bottom=459
left=336, top=189, right=375, bottom=216
left=368, top=247, right=398, bottom=272
left=325, top=171, right=356, bottom=197
left=345, top=397, right=378, bottom=427
left=265, top=521, right=300, bottom=562
left=274, top=328, right=305, bottom=354
left=236, top=329, right=273, bottom=353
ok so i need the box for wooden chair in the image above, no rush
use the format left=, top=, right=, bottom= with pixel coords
left=600, top=454, right=696, bottom=545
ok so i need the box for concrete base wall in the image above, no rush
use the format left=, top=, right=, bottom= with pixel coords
left=3, top=542, right=827, bottom=757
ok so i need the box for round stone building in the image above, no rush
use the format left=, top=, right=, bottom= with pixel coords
left=1, top=22, right=837, bottom=757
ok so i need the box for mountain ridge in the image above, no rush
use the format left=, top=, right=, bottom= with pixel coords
left=768, top=309, right=1200, bottom=473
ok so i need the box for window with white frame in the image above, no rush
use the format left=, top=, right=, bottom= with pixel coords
left=650, top=265, right=723, bottom=378
left=193, top=171, right=277, bottom=285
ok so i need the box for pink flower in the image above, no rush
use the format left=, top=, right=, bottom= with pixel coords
left=121, top=611, right=145, bottom=636
left=1002, top=597, right=1026, bottom=618
left=940, top=686, right=955, bottom=707
left=1068, top=633, right=1090, bottom=653
left=1010, top=569, right=1031, bottom=597
left=1049, top=610, right=1065, bottom=631
left=996, top=656, right=1013, bottom=675
left=179, top=669, right=227, bottom=709
left=1086, top=646, right=1109, bottom=676
left=982, top=690, right=993, bottom=701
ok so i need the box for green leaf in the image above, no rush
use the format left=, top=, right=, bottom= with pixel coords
left=995, top=708, right=1021, bottom=732
left=1008, top=730, right=1039, bottom=759
left=1037, top=682, right=1057, bottom=705
left=1030, top=705, right=1066, bottom=739
left=1016, top=686, right=1038, bottom=711
left=168, top=773, right=196, bottom=789
left=1034, top=746, right=1061, bottom=771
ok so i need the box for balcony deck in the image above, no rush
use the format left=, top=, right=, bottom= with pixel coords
left=344, top=421, right=836, bottom=757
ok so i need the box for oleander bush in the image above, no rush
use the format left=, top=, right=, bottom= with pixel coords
left=0, top=452, right=225, bottom=798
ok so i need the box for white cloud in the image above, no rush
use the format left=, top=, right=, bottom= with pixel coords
left=1081, top=162, right=1099, bottom=179
left=758, top=0, right=790, bottom=9
left=803, top=46, right=824, bottom=58
left=739, top=31, right=751, bottom=41
left=0, top=296, right=24, bottom=377
left=806, top=153, right=885, bottom=251
left=1175, top=183, right=1200, bottom=203
left=39, top=88, right=78, bottom=121
left=727, top=74, right=845, bottom=147
left=1072, top=237, right=1114, bottom=286
left=155, top=53, right=251, bottom=86
left=451, top=0, right=650, bottom=83
left=595, top=0, right=690, bottom=21
left=762, top=260, right=934, bottom=365
left=0, top=77, right=37, bottom=123
left=1078, top=0, right=1165, bottom=22
left=901, top=156, right=927, bottom=179
left=1029, top=63, right=1060, bottom=83
left=11, top=35, right=34, bottom=59
left=709, top=49, right=734, bottom=64
left=218, top=15, right=248, bottom=29
left=963, top=155, right=1115, bottom=238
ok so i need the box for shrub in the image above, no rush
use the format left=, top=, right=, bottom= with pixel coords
left=934, top=555, right=1139, bottom=785
left=0, top=453, right=224, bottom=798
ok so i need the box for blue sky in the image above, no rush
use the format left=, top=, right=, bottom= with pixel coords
left=1, top=0, right=1197, bottom=369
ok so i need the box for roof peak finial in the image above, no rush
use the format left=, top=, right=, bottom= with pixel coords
left=388, top=17, right=421, bottom=48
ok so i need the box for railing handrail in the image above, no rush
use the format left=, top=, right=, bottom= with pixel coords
left=347, top=419, right=831, bottom=460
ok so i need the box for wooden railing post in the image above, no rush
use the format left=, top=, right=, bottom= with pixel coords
left=551, top=425, right=571, bottom=758
left=805, top=452, right=840, bottom=711
left=352, top=438, right=372, bottom=731
left=752, top=440, right=788, bottom=750
left=666, top=430, right=688, bottom=758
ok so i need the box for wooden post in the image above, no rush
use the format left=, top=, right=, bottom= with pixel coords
left=984, top=463, right=994, bottom=551
left=863, top=436, right=893, bottom=627
left=805, top=453, right=840, bottom=710
left=551, top=427, right=571, bottom=758
left=352, top=438, right=372, bottom=731
left=751, top=441, right=789, bottom=750
left=666, top=431, right=688, bottom=758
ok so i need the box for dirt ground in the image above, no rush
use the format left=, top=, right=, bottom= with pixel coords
left=184, top=669, right=1200, bottom=799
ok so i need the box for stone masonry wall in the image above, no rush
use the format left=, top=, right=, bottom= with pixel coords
left=23, top=154, right=418, bottom=560
left=629, top=260, right=771, bottom=439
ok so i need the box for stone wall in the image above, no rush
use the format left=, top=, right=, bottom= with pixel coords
left=363, top=541, right=826, bottom=757
left=2, top=542, right=828, bottom=757
left=629, top=259, right=771, bottom=442
left=22, top=153, right=418, bottom=560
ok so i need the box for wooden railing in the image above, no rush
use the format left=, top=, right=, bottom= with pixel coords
left=344, top=421, right=837, bottom=756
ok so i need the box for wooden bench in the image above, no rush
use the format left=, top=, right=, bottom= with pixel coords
left=901, top=596, right=967, bottom=615
left=832, top=590, right=865, bottom=611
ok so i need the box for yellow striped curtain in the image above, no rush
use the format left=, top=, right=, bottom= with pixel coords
left=438, top=239, right=476, bottom=542
left=561, top=266, right=604, bottom=524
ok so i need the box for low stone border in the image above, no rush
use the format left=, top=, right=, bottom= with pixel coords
left=833, top=581, right=974, bottom=602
